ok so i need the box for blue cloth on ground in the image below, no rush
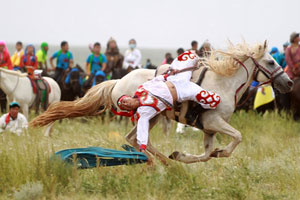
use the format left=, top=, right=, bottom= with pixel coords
left=55, top=144, right=148, bottom=168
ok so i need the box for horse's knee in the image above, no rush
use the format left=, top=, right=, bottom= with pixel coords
left=235, top=133, right=242, bottom=143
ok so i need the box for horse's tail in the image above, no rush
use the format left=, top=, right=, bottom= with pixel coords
left=30, top=80, right=118, bottom=127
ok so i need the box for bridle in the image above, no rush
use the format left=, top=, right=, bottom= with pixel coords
left=0, top=69, right=20, bottom=97
left=234, top=56, right=284, bottom=107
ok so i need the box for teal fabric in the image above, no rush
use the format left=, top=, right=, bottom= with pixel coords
left=55, top=145, right=148, bottom=168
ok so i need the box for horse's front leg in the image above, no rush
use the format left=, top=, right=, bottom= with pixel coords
left=125, top=115, right=169, bottom=165
left=169, top=131, right=216, bottom=163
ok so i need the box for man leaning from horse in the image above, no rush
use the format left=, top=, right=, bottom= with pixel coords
left=113, top=50, right=221, bottom=152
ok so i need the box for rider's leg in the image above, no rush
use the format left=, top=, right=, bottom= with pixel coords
left=174, top=81, right=220, bottom=109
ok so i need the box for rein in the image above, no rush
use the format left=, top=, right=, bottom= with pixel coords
left=0, top=70, right=20, bottom=97
left=234, top=57, right=283, bottom=107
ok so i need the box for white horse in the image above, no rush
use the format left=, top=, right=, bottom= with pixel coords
left=0, top=68, right=61, bottom=119
left=30, top=41, right=293, bottom=164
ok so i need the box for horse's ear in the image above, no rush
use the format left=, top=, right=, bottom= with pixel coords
left=264, top=40, right=267, bottom=50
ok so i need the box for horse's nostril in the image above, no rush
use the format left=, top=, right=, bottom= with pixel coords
left=287, top=81, right=294, bottom=87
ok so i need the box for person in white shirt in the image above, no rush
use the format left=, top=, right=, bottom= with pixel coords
left=123, top=39, right=142, bottom=72
left=0, top=102, right=28, bottom=136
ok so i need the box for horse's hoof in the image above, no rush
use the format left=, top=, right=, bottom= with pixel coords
left=169, top=151, right=180, bottom=160
left=210, top=148, right=221, bottom=157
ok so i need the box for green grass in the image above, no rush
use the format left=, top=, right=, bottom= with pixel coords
left=0, top=111, right=300, bottom=200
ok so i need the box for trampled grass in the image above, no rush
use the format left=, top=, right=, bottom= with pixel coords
left=0, top=111, right=299, bottom=200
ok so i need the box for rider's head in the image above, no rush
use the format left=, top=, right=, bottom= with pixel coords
left=191, top=40, right=198, bottom=50
left=129, top=39, right=136, bottom=49
left=16, top=41, right=23, bottom=51
left=117, top=95, right=139, bottom=111
left=61, top=41, right=69, bottom=52
left=93, top=42, right=101, bottom=54
left=26, top=45, right=34, bottom=55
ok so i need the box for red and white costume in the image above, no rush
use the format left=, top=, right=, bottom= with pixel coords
left=117, top=50, right=221, bottom=150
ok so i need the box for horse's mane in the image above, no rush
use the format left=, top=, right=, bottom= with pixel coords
left=0, top=68, right=28, bottom=77
left=204, top=41, right=267, bottom=76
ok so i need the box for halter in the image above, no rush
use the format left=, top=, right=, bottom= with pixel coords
left=234, top=56, right=283, bottom=107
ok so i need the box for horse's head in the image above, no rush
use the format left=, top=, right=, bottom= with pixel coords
left=253, top=41, right=293, bottom=93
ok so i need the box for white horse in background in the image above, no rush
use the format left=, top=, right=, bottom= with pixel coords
left=0, top=68, right=61, bottom=119
left=30, top=41, right=293, bottom=164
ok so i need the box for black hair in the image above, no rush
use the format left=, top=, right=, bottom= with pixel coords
left=191, top=40, right=198, bottom=47
left=61, top=41, right=68, bottom=48
left=16, top=41, right=23, bottom=46
left=177, top=48, right=184, bottom=55
left=94, top=42, right=101, bottom=47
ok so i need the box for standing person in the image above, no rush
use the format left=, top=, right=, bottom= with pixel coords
left=50, top=41, right=74, bottom=82
left=123, top=39, right=142, bottom=73
left=36, top=42, right=49, bottom=72
left=285, top=32, right=300, bottom=79
left=85, top=42, right=107, bottom=86
left=0, top=41, right=12, bottom=70
left=0, top=102, right=28, bottom=136
left=11, top=41, right=24, bottom=71
left=20, top=45, right=38, bottom=75
left=105, top=38, right=124, bottom=79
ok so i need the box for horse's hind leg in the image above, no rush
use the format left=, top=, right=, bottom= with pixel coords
left=169, top=131, right=216, bottom=163
left=125, top=115, right=169, bottom=165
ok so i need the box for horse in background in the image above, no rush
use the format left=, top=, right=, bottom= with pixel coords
left=61, top=64, right=85, bottom=101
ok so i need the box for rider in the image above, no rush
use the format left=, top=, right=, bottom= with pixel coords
left=36, top=42, right=49, bottom=72
left=114, top=50, right=221, bottom=151
left=123, top=39, right=142, bottom=73
left=11, top=41, right=24, bottom=71
left=0, top=41, right=12, bottom=70
left=50, top=41, right=74, bottom=82
left=20, top=44, right=38, bottom=76
left=85, top=42, right=107, bottom=86
left=285, top=32, right=300, bottom=79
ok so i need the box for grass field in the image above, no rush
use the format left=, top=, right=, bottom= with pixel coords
left=0, top=111, right=299, bottom=200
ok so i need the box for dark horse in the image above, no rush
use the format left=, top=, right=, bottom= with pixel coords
left=58, top=65, right=84, bottom=101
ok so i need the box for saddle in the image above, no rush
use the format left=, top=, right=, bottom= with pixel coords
left=28, top=74, right=51, bottom=112
left=155, top=64, right=209, bottom=129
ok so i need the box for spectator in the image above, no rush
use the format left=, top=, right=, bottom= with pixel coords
left=176, top=48, right=184, bottom=56
left=20, top=45, right=38, bottom=75
left=105, top=38, right=123, bottom=78
left=123, top=39, right=142, bottom=72
left=0, top=102, right=28, bottom=136
left=270, top=46, right=286, bottom=69
left=50, top=41, right=74, bottom=82
left=0, top=40, right=12, bottom=70
left=36, top=42, right=49, bottom=71
left=161, top=52, right=172, bottom=64
left=11, top=41, right=24, bottom=70
left=285, top=32, right=300, bottom=79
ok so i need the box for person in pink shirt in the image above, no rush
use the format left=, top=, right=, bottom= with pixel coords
left=285, top=32, right=300, bottom=79
left=0, top=41, right=12, bottom=70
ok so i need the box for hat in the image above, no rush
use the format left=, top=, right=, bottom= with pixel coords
left=9, top=102, right=20, bottom=108
left=290, top=32, right=299, bottom=43
left=270, top=47, right=279, bottom=54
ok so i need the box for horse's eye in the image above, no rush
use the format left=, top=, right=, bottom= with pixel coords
left=268, top=60, right=275, bottom=65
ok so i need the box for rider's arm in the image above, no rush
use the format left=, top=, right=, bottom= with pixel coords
left=136, top=106, right=158, bottom=150
left=133, top=49, right=142, bottom=68
left=101, top=55, right=107, bottom=72
left=69, top=59, right=74, bottom=68
left=49, top=52, right=57, bottom=70
left=85, top=62, right=90, bottom=75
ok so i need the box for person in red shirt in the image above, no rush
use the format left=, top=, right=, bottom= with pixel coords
left=0, top=40, right=12, bottom=70
left=20, top=45, right=38, bottom=76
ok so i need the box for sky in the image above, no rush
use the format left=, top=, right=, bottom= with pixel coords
left=1, top=0, right=300, bottom=50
